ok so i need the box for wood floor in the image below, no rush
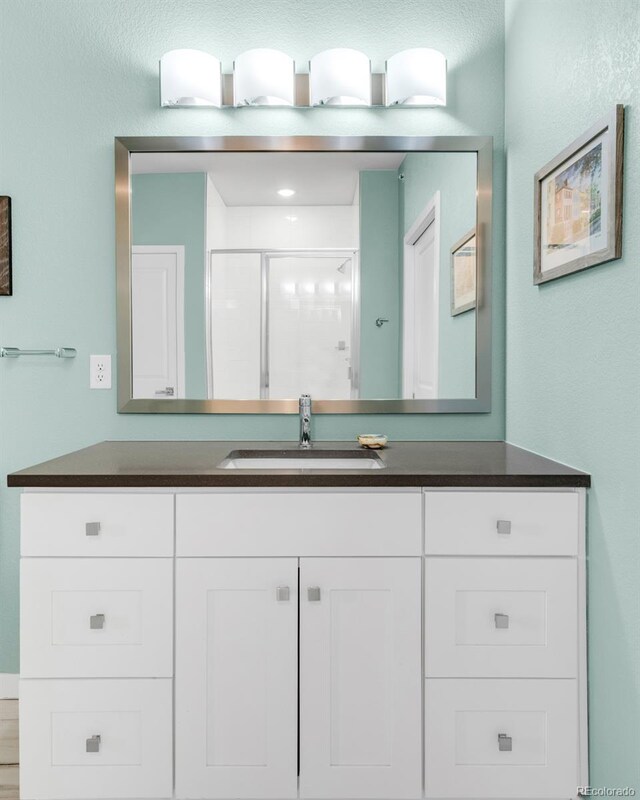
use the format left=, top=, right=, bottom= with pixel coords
left=0, top=701, right=18, bottom=800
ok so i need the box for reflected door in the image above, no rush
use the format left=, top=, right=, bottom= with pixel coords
left=131, top=245, right=185, bottom=399
left=412, top=223, right=438, bottom=399
left=267, top=254, right=357, bottom=400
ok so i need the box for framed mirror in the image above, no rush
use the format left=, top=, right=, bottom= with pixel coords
left=115, top=135, right=492, bottom=413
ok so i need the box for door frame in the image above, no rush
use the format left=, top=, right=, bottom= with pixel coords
left=132, top=245, right=186, bottom=400
left=402, top=192, right=440, bottom=399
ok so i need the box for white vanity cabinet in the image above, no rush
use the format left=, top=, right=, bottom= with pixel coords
left=18, top=485, right=587, bottom=800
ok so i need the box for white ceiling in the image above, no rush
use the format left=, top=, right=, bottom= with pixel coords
left=131, top=151, right=406, bottom=206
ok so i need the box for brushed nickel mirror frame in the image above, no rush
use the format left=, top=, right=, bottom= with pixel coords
left=115, top=135, right=492, bottom=414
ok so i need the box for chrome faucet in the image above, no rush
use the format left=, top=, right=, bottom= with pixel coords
left=299, top=394, right=312, bottom=448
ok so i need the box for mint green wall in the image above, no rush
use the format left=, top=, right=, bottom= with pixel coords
left=359, top=171, right=400, bottom=397
left=505, top=0, right=640, bottom=788
left=402, top=152, right=477, bottom=397
left=131, top=172, right=207, bottom=398
left=0, top=0, right=505, bottom=671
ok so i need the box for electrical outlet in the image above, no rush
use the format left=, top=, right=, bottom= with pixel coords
left=90, top=354, right=112, bottom=389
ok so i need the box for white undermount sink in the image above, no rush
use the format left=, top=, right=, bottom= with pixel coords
left=219, top=449, right=386, bottom=470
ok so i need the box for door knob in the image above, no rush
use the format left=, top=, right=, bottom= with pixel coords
left=498, top=733, right=512, bottom=752
left=86, top=735, right=101, bottom=753
left=307, top=586, right=321, bottom=602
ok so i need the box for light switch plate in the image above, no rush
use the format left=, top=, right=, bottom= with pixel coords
left=90, top=354, right=111, bottom=389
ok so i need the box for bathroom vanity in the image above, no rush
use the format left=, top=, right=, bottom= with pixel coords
left=9, top=441, right=590, bottom=800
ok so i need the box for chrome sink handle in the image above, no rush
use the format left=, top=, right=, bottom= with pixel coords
left=299, top=394, right=312, bottom=449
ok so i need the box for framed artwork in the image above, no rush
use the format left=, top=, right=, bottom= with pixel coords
left=534, top=105, right=624, bottom=285
left=0, top=196, right=11, bottom=296
left=450, top=227, right=476, bottom=316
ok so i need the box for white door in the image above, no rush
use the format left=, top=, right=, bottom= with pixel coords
left=299, top=558, right=422, bottom=800
left=403, top=196, right=440, bottom=399
left=131, top=245, right=185, bottom=399
left=175, top=558, right=298, bottom=800
left=411, top=222, right=439, bottom=398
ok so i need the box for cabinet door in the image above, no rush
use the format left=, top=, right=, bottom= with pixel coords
left=299, top=558, right=422, bottom=800
left=175, top=558, right=298, bottom=800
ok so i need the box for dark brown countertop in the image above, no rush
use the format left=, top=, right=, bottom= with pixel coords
left=7, top=441, right=590, bottom=488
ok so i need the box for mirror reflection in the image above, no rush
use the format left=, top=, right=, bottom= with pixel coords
left=130, top=150, right=477, bottom=401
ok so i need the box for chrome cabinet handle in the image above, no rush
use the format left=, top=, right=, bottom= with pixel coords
left=154, top=386, right=175, bottom=396
left=496, top=519, right=512, bottom=535
left=85, top=522, right=101, bottom=537
left=498, top=733, right=512, bottom=752
left=307, top=586, right=321, bottom=602
left=494, top=613, right=509, bottom=629
left=86, top=735, right=101, bottom=753
left=276, top=586, right=290, bottom=602
left=90, top=613, right=105, bottom=630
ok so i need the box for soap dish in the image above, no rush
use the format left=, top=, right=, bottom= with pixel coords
left=357, top=434, right=388, bottom=449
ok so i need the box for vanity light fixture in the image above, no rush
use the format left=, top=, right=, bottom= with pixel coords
left=158, top=47, right=447, bottom=108
left=385, top=48, right=447, bottom=106
left=234, top=48, right=295, bottom=106
left=309, top=48, right=371, bottom=106
left=159, top=49, right=222, bottom=107
left=277, top=188, right=296, bottom=197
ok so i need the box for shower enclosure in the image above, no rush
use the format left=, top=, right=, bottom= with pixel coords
left=207, top=250, right=360, bottom=400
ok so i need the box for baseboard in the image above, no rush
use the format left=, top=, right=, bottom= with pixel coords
left=0, top=675, right=18, bottom=699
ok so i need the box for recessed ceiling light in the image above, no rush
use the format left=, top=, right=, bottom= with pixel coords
left=285, top=215, right=298, bottom=222
left=277, top=188, right=296, bottom=197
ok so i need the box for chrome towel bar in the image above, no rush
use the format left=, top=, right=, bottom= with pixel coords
left=1, top=347, right=77, bottom=359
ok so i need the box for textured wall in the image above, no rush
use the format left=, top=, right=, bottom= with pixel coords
left=0, top=0, right=505, bottom=670
left=505, top=0, right=640, bottom=788
left=132, top=172, right=207, bottom=398
left=359, top=170, right=400, bottom=397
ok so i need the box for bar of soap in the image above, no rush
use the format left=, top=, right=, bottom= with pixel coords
left=357, top=434, right=388, bottom=449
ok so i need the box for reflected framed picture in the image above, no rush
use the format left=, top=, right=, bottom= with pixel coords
left=0, top=196, right=12, bottom=296
left=450, top=227, right=476, bottom=316
left=534, top=105, right=624, bottom=285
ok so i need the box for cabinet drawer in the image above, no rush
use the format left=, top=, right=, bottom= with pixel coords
left=425, top=558, right=577, bottom=678
left=425, top=679, right=578, bottom=798
left=21, top=493, right=174, bottom=557
left=21, top=559, right=173, bottom=678
left=19, top=679, right=172, bottom=799
left=177, top=491, right=422, bottom=556
left=424, top=490, right=579, bottom=555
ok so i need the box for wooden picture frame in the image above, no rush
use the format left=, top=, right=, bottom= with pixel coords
left=0, top=196, right=12, bottom=296
left=534, top=105, right=624, bottom=285
left=450, top=227, right=476, bottom=316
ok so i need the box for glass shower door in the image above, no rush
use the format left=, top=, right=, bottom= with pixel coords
left=266, top=252, right=358, bottom=400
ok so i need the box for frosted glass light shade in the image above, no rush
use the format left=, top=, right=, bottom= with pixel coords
left=309, top=48, right=371, bottom=106
left=160, top=49, right=222, bottom=107
left=385, top=48, right=446, bottom=106
left=234, top=49, right=295, bottom=106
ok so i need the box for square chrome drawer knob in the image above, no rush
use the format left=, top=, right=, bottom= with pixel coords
left=85, top=521, right=101, bottom=537
left=498, top=733, right=512, bottom=752
left=307, top=586, right=321, bottom=602
left=496, top=519, right=512, bottom=535
left=276, top=586, right=290, bottom=602
left=86, top=734, right=101, bottom=753
left=90, top=613, right=105, bottom=630
left=494, top=612, right=509, bottom=629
